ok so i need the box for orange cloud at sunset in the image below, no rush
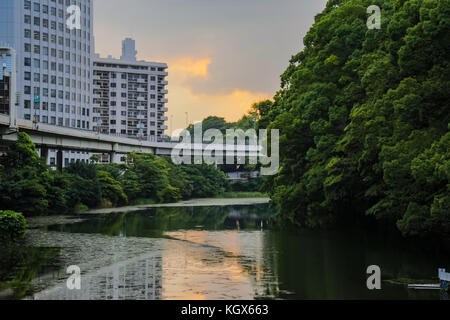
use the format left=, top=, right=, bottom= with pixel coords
left=170, top=58, right=211, bottom=79
left=165, top=57, right=271, bottom=135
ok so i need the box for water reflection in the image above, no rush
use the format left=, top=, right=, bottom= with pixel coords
left=45, top=205, right=273, bottom=237
left=38, top=204, right=277, bottom=300
left=32, top=251, right=163, bottom=300
left=0, top=246, right=60, bottom=299
left=1, top=204, right=449, bottom=300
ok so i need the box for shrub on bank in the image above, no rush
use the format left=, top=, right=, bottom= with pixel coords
left=0, top=210, right=28, bottom=242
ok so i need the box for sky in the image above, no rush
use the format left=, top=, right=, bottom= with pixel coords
left=93, top=0, right=328, bottom=134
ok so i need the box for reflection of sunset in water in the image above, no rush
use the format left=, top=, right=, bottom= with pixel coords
left=161, top=230, right=269, bottom=300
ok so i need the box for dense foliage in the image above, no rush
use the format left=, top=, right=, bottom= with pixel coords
left=186, top=114, right=258, bottom=137
left=0, top=210, right=27, bottom=242
left=257, top=0, right=450, bottom=237
left=0, top=133, right=229, bottom=216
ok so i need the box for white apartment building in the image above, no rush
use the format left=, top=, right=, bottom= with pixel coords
left=93, top=38, right=169, bottom=142
left=0, top=0, right=94, bottom=163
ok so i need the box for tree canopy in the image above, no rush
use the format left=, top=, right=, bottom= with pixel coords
left=257, top=0, right=450, bottom=237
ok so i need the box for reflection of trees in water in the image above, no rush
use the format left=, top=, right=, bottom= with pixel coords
left=47, top=206, right=232, bottom=237
left=0, top=245, right=60, bottom=299
left=154, top=206, right=233, bottom=231
left=259, top=229, right=450, bottom=300
left=48, top=204, right=276, bottom=237
left=225, top=204, right=274, bottom=230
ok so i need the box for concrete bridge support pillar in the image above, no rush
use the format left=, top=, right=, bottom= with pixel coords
left=40, top=146, right=49, bottom=165
left=110, top=143, right=120, bottom=164
left=110, top=151, right=121, bottom=164
left=56, top=149, right=63, bottom=172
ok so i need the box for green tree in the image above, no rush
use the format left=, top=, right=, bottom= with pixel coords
left=64, top=162, right=102, bottom=208
left=0, top=133, right=49, bottom=216
left=258, top=0, right=450, bottom=237
left=97, top=170, right=128, bottom=207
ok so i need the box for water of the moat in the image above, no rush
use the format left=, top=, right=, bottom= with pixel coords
left=0, top=203, right=448, bottom=300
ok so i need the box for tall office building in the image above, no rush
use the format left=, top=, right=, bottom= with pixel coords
left=93, top=39, right=169, bottom=142
left=0, top=0, right=94, bottom=163
left=0, top=49, right=13, bottom=116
